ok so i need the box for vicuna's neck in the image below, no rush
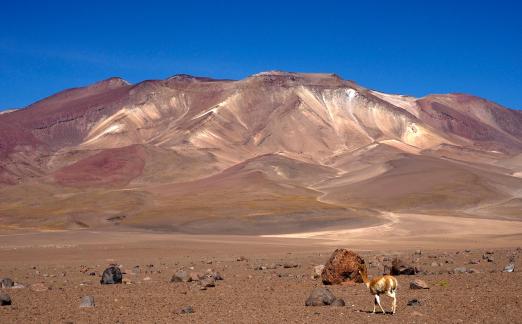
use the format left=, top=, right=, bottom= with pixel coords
left=360, top=271, right=370, bottom=287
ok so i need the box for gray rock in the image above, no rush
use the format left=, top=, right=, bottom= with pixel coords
left=80, top=296, right=95, bottom=308
left=1, top=278, right=14, bottom=288
left=305, top=287, right=336, bottom=306
left=410, top=279, right=429, bottom=289
left=0, top=292, right=11, bottom=306
left=100, top=266, right=122, bottom=284
left=503, top=263, right=515, bottom=273
left=331, top=298, right=345, bottom=307
left=453, top=267, right=467, bottom=274
left=178, top=306, right=194, bottom=314
left=171, top=270, right=190, bottom=283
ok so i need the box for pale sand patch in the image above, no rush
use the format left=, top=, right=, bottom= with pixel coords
left=261, top=212, right=522, bottom=248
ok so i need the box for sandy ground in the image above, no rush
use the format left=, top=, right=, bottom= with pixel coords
left=0, top=215, right=521, bottom=323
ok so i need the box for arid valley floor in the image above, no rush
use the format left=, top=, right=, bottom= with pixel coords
left=0, top=221, right=521, bottom=323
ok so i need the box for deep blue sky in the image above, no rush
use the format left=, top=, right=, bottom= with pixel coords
left=1, top=0, right=521, bottom=110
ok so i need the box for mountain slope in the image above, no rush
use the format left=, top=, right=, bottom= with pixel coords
left=0, top=71, right=520, bottom=233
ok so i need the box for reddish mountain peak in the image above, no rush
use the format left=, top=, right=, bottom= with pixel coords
left=88, top=77, right=131, bottom=90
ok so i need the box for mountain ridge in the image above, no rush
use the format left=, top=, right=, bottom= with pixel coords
left=0, top=71, right=520, bottom=233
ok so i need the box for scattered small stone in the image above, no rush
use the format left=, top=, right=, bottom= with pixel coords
left=283, top=262, right=298, bottom=269
left=313, top=265, right=325, bottom=279
left=1, top=278, right=14, bottom=288
left=189, top=272, right=202, bottom=282
left=469, top=259, right=480, bottom=265
left=414, top=250, right=422, bottom=256
left=468, top=268, right=480, bottom=274
left=30, top=282, right=48, bottom=292
left=407, top=299, right=422, bottom=306
left=254, top=265, right=267, bottom=271
left=453, top=267, right=467, bottom=274
left=199, top=277, right=215, bottom=288
left=410, top=279, right=429, bottom=289
left=143, top=277, right=152, bottom=281
left=11, top=283, right=25, bottom=289
left=100, top=266, right=122, bottom=285
left=89, top=272, right=96, bottom=276
left=177, top=306, right=194, bottom=314
left=206, top=271, right=224, bottom=281
left=79, top=296, right=95, bottom=308
left=464, top=249, right=471, bottom=253
left=411, top=310, right=424, bottom=316
left=267, top=264, right=277, bottom=269
left=236, top=256, right=247, bottom=262
left=431, top=261, right=439, bottom=267
left=0, top=292, right=12, bottom=306
left=503, top=263, right=515, bottom=273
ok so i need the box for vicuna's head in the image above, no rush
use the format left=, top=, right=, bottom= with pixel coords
left=358, top=264, right=370, bottom=287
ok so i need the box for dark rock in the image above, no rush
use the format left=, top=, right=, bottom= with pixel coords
left=1, top=278, right=14, bottom=288
left=178, top=306, right=194, bottom=314
left=305, top=287, right=336, bottom=306
left=283, top=262, right=299, bottom=268
left=171, top=270, right=190, bottom=283
left=407, top=299, right=422, bottom=306
left=236, top=256, right=247, bottom=262
left=410, top=279, right=429, bottom=289
left=89, top=272, right=96, bottom=276
left=321, top=249, right=365, bottom=284
left=0, top=292, right=11, bottom=306
left=80, top=296, right=95, bottom=308
left=100, top=266, right=122, bottom=284
left=207, top=271, right=223, bottom=280
left=414, top=250, right=422, bottom=256
left=391, top=258, right=416, bottom=275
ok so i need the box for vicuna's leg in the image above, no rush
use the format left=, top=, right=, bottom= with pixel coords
left=386, top=291, right=397, bottom=314
left=373, top=295, right=377, bottom=313
left=375, top=294, right=386, bottom=314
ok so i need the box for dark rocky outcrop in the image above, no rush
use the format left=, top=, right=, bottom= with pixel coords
left=100, top=266, right=122, bottom=284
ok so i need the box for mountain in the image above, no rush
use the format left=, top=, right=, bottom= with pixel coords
left=1, top=71, right=521, bottom=233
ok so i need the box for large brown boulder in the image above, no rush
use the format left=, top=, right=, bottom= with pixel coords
left=321, top=249, right=365, bottom=285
